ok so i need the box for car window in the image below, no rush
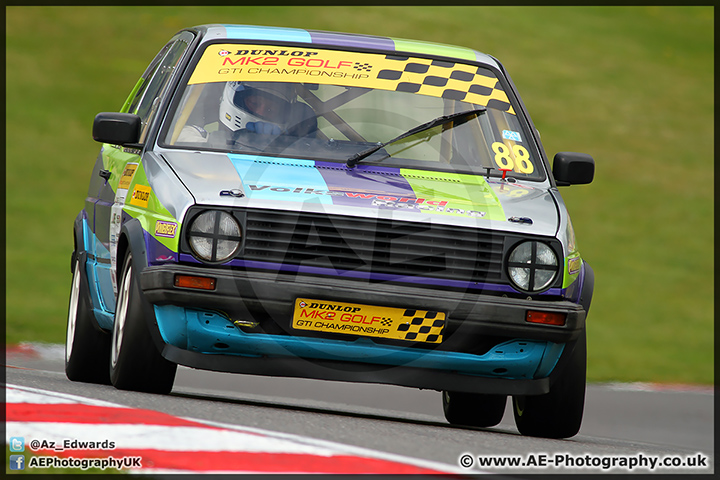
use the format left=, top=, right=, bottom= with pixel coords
left=161, top=43, right=544, bottom=181
left=126, top=31, right=194, bottom=143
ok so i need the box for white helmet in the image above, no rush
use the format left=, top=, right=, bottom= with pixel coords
left=219, top=81, right=296, bottom=132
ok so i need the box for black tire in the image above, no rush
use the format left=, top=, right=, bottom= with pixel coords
left=442, top=391, right=507, bottom=428
left=110, top=252, right=176, bottom=394
left=65, top=254, right=112, bottom=384
left=512, top=331, right=587, bottom=438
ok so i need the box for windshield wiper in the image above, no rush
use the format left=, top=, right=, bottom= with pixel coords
left=346, top=107, right=487, bottom=168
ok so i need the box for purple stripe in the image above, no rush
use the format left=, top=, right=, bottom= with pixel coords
left=312, top=162, right=417, bottom=209
left=146, top=230, right=178, bottom=265
left=308, top=31, right=395, bottom=51
left=177, top=254, right=562, bottom=294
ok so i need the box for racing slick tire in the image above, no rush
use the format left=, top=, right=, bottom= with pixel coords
left=512, top=330, right=587, bottom=438
left=110, top=252, right=176, bottom=394
left=442, top=391, right=507, bottom=428
left=65, top=254, right=112, bottom=384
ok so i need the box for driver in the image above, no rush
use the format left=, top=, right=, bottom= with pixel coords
left=223, top=81, right=295, bottom=135
left=177, top=81, right=317, bottom=144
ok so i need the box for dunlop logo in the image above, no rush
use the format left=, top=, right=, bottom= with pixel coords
left=129, top=185, right=151, bottom=208
left=118, top=163, right=138, bottom=190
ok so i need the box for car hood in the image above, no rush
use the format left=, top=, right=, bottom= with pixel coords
left=163, top=151, right=560, bottom=236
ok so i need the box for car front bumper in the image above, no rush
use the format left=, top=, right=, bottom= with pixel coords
left=140, top=264, right=587, bottom=395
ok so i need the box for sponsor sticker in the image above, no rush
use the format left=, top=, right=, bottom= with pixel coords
left=155, top=220, right=178, bottom=238
left=567, top=256, right=582, bottom=275
left=118, top=163, right=138, bottom=190
left=502, top=130, right=522, bottom=142
left=292, top=298, right=445, bottom=343
left=188, top=44, right=515, bottom=114
left=129, top=185, right=152, bottom=208
left=245, top=184, right=490, bottom=219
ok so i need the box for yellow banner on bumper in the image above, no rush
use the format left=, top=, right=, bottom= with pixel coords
left=292, top=298, right=445, bottom=343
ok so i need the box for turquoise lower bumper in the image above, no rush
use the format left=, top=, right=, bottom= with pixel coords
left=155, top=305, right=564, bottom=380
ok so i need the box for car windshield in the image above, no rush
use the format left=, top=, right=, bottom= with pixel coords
left=161, top=43, right=545, bottom=181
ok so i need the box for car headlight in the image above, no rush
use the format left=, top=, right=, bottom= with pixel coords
left=507, top=241, right=558, bottom=292
left=187, top=210, right=242, bottom=263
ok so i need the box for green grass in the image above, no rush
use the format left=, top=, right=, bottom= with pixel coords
left=5, top=6, right=713, bottom=385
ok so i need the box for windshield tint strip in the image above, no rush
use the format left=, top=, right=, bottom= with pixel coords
left=309, top=31, right=395, bottom=51
left=391, top=38, right=477, bottom=62
left=222, top=25, right=312, bottom=43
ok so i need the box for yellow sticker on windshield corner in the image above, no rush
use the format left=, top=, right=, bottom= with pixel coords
left=293, top=298, right=445, bottom=343
left=129, top=184, right=152, bottom=208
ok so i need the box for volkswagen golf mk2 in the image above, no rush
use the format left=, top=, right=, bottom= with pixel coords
left=66, top=24, right=595, bottom=438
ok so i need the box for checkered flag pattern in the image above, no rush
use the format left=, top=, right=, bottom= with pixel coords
left=396, top=309, right=445, bottom=343
left=354, top=62, right=373, bottom=72
left=377, top=56, right=515, bottom=115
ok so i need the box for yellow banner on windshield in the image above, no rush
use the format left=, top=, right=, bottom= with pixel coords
left=189, top=44, right=514, bottom=114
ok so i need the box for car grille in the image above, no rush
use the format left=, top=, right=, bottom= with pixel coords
left=241, top=210, right=505, bottom=284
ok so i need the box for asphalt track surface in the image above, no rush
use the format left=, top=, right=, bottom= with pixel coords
left=5, top=345, right=714, bottom=475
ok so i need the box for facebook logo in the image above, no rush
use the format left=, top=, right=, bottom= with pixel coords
left=9, top=455, right=25, bottom=470
left=9, top=437, right=25, bottom=452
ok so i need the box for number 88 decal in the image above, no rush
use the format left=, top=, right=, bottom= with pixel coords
left=491, top=141, right=534, bottom=174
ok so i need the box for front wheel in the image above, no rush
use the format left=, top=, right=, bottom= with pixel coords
left=110, top=252, right=176, bottom=394
left=442, top=391, right=506, bottom=428
left=512, top=331, right=587, bottom=438
left=65, top=254, right=111, bottom=384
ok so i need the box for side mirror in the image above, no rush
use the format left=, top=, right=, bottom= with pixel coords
left=92, top=112, right=141, bottom=145
left=553, top=152, right=594, bottom=186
